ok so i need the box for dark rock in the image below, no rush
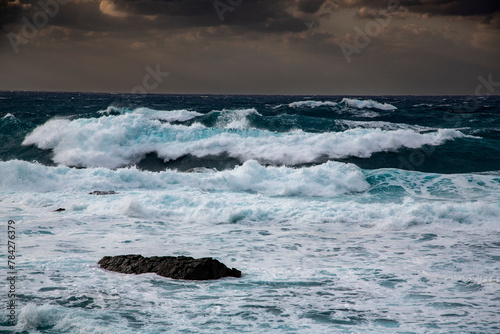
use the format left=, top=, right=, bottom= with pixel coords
left=89, top=191, right=117, bottom=195
left=53, top=208, right=65, bottom=212
left=98, top=255, right=241, bottom=280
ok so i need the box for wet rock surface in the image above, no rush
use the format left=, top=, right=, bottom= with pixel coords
left=98, top=255, right=241, bottom=280
left=89, top=191, right=117, bottom=195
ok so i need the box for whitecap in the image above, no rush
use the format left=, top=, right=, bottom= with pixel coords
left=288, top=101, right=338, bottom=108
left=98, top=106, right=202, bottom=122
left=22, top=112, right=468, bottom=168
left=213, top=108, right=261, bottom=129
left=2, top=113, right=15, bottom=119
left=340, top=98, right=397, bottom=111
left=0, top=159, right=369, bottom=197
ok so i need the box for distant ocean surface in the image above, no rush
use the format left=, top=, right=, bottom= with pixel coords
left=1, top=92, right=499, bottom=333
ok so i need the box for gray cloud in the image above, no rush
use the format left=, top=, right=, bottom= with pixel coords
left=298, top=0, right=326, bottom=13
left=0, top=0, right=23, bottom=30
left=2, top=0, right=500, bottom=35
left=0, top=0, right=498, bottom=94
left=341, top=0, right=500, bottom=18
left=405, top=0, right=500, bottom=17
left=1, top=0, right=316, bottom=34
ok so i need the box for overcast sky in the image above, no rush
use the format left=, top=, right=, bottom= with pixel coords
left=1, top=0, right=499, bottom=94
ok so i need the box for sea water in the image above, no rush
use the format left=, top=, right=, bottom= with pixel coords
left=0, top=92, right=499, bottom=333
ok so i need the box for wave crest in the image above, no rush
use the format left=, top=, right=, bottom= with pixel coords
left=288, top=98, right=397, bottom=111
left=340, top=98, right=397, bottom=111
left=99, top=106, right=203, bottom=122
left=0, top=159, right=369, bottom=197
left=289, top=101, right=338, bottom=108
left=22, top=111, right=466, bottom=168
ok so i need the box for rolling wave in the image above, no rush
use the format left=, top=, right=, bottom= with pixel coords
left=22, top=109, right=467, bottom=168
left=341, top=98, right=397, bottom=111
left=288, top=98, right=397, bottom=111
left=0, top=159, right=369, bottom=197
left=98, top=106, right=203, bottom=122
left=1, top=159, right=499, bottom=201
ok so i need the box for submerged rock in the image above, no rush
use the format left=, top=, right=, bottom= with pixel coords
left=89, top=191, right=117, bottom=195
left=98, top=255, right=241, bottom=280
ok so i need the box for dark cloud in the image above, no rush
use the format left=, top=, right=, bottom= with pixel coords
left=341, top=0, right=500, bottom=19
left=405, top=0, right=500, bottom=17
left=115, top=0, right=213, bottom=17
left=1, top=0, right=319, bottom=34
left=263, top=16, right=309, bottom=32
left=1, top=0, right=499, bottom=94
left=298, top=0, right=326, bottom=14
left=2, top=0, right=499, bottom=37
left=0, top=0, right=24, bottom=30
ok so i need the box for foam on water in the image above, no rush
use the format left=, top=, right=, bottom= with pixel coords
left=1, top=159, right=499, bottom=333
left=2, top=93, right=500, bottom=333
left=1, top=160, right=499, bottom=224
left=336, top=120, right=432, bottom=131
left=135, top=108, right=203, bottom=123
left=9, top=303, right=118, bottom=334
left=0, top=160, right=369, bottom=197
left=213, top=108, right=261, bottom=129
left=340, top=98, right=397, bottom=111
left=22, top=111, right=467, bottom=168
left=98, top=106, right=203, bottom=122
left=289, top=101, right=338, bottom=108
left=288, top=98, right=397, bottom=111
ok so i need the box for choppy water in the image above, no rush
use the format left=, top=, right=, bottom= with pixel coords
left=1, top=92, right=499, bottom=333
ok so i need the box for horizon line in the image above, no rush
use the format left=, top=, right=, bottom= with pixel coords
left=1, top=90, right=498, bottom=97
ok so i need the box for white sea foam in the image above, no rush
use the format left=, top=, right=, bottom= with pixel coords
left=0, top=159, right=369, bottom=197
left=4, top=160, right=500, bottom=198
left=336, top=120, right=432, bottom=131
left=213, top=108, right=261, bottom=129
left=135, top=107, right=203, bottom=122
left=22, top=112, right=467, bottom=168
left=340, top=98, right=397, bottom=110
left=98, top=106, right=202, bottom=122
left=2, top=113, right=15, bottom=119
left=1, top=160, right=498, bottom=223
left=288, top=98, right=397, bottom=111
left=98, top=106, right=124, bottom=115
left=13, top=303, right=126, bottom=334
left=289, top=101, right=338, bottom=108
left=2, top=95, right=499, bottom=333
left=1, top=160, right=499, bottom=333
left=210, top=160, right=370, bottom=196
left=364, top=168, right=500, bottom=202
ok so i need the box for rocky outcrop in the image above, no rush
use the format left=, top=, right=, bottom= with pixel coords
left=98, top=255, right=241, bottom=280
left=89, top=191, right=117, bottom=195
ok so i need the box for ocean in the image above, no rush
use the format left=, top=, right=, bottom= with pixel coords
left=1, top=92, right=499, bottom=333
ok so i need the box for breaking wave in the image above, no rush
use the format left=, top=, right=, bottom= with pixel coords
left=288, top=98, right=397, bottom=111
left=22, top=110, right=466, bottom=168
left=98, top=106, right=203, bottom=122
left=1, top=159, right=499, bottom=201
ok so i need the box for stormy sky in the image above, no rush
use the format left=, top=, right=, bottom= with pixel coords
left=1, top=0, right=499, bottom=94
